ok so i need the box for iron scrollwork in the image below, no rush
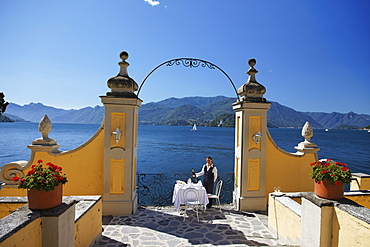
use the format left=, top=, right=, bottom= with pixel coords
left=165, top=58, right=216, bottom=69
left=137, top=58, right=239, bottom=98
left=136, top=172, right=234, bottom=206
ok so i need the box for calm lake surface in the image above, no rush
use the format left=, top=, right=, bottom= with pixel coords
left=0, top=122, right=369, bottom=175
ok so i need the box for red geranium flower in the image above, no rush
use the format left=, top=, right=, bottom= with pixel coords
left=310, top=159, right=352, bottom=185
left=12, top=159, right=68, bottom=191
left=334, top=181, right=340, bottom=185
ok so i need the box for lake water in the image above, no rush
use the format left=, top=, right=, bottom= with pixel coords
left=0, top=122, right=369, bottom=175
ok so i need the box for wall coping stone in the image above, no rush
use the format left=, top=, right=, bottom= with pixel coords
left=352, top=172, right=370, bottom=178
left=335, top=198, right=370, bottom=224
left=0, top=196, right=27, bottom=203
left=271, top=193, right=302, bottom=217
left=0, top=196, right=101, bottom=243
left=66, top=196, right=102, bottom=222
left=299, top=192, right=370, bottom=224
left=0, top=198, right=75, bottom=243
left=301, top=192, right=337, bottom=207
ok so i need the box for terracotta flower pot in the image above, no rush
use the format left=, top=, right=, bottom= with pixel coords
left=27, top=184, right=63, bottom=210
left=314, top=180, right=344, bottom=200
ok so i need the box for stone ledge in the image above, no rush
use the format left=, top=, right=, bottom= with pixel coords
left=352, top=173, right=370, bottom=178
left=335, top=198, right=370, bottom=224
left=271, top=193, right=302, bottom=217
left=67, top=196, right=102, bottom=222
left=344, top=190, right=370, bottom=196
left=0, top=196, right=101, bottom=243
left=0, top=196, right=27, bottom=203
left=0, top=204, right=41, bottom=242
left=298, top=192, right=370, bottom=225
left=0, top=199, right=76, bottom=243
left=301, top=192, right=337, bottom=207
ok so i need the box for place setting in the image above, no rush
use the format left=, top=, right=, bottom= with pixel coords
left=172, top=176, right=209, bottom=213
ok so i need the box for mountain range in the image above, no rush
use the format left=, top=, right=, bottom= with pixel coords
left=4, top=96, right=370, bottom=129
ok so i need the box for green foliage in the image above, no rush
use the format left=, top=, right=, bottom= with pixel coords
left=13, top=160, right=68, bottom=191
left=333, top=124, right=359, bottom=130
left=0, top=92, right=9, bottom=114
left=310, top=159, right=352, bottom=185
left=208, top=113, right=235, bottom=127
left=0, top=114, right=14, bottom=122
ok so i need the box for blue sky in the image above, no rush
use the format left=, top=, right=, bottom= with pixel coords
left=0, top=0, right=369, bottom=114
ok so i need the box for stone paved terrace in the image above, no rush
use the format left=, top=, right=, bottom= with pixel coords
left=100, top=205, right=294, bottom=247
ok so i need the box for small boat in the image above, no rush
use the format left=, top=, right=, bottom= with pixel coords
left=368, top=130, right=370, bottom=133
left=191, top=124, right=197, bottom=131
left=325, top=129, right=329, bottom=132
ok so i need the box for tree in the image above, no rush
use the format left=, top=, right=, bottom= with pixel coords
left=0, top=92, right=9, bottom=115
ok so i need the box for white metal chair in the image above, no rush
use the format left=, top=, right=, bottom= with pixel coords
left=207, top=180, right=223, bottom=212
left=183, top=188, right=200, bottom=222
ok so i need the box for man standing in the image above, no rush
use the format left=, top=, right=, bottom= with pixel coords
left=196, top=156, right=218, bottom=208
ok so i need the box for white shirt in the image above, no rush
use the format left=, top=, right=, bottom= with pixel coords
left=195, top=164, right=218, bottom=182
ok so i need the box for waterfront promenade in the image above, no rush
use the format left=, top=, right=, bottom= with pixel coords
left=99, top=204, right=291, bottom=247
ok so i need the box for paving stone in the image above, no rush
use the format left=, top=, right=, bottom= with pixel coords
left=226, top=235, right=248, bottom=240
left=120, top=227, right=140, bottom=234
left=183, top=232, right=203, bottom=239
left=205, top=232, right=224, bottom=242
left=141, top=241, right=166, bottom=246
left=100, top=205, right=285, bottom=246
left=129, top=234, right=140, bottom=239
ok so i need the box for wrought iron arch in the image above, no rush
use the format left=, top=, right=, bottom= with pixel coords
left=137, top=58, right=239, bottom=98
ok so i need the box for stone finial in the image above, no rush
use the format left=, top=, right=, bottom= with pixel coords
left=118, top=51, right=129, bottom=76
left=106, top=51, right=139, bottom=98
left=39, top=115, right=52, bottom=139
left=294, top=121, right=319, bottom=154
left=301, top=121, right=313, bottom=143
left=237, top=58, right=266, bottom=102
left=31, top=115, right=57, bottom=146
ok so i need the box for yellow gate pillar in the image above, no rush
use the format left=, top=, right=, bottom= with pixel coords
left=100, top=51, right=142, bottom=215
left=233, top=58, right=271, bottom=211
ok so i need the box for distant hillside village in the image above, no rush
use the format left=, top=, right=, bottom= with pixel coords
left=3, top=96, right=370, bottom=130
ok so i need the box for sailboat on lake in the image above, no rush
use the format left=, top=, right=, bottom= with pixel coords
left=191, top=124, right=197, bottom=131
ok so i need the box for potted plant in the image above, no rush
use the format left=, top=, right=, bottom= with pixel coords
left=310, top=159, right=351, bottom=200
left=12, top=159, right=68, bottom=210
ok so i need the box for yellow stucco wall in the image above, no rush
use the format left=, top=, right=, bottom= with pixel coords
left=268, top=196, right=301, bottom=243
left=332, top=207, right=370, bottom=247
left=265, top=131, right=315, bottom=198
left=345, top=195, right=370, bottom=209
left=0, top=218, right=42, bottom=247
left=75, top=199, right=102, bottom=247
left=0, top=203, right=25, bottom=219
left=0, top=126, right=104, bottom=197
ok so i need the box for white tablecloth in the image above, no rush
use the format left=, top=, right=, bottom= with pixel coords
left=172, top=182, right=209, bottom=211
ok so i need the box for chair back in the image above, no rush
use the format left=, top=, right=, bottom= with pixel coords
left=215, top=180, right=223, bottom=197
left=184, top=188, right=199, bottom=205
